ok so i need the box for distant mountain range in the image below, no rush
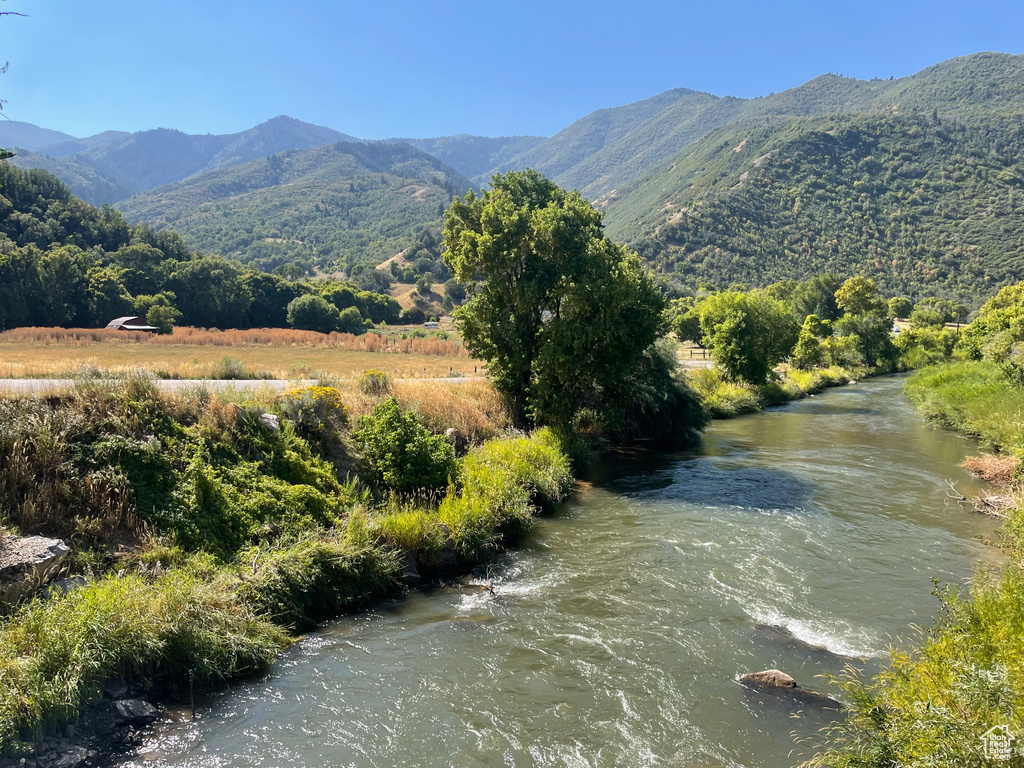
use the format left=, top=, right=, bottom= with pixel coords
left=116, top=141, right=472, bottom=272
left=4, top=51, right=1024, bottom=301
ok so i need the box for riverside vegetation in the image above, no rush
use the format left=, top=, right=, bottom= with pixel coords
left=808, top=281, right=1024, bottom=767
left=0, top=168, right=991, bottom=763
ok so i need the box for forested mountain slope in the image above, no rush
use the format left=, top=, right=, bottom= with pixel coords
left=490, top=52, right=1024, bottom=200
left=6, top=147, right=134, bottom=205
left=606, top=112, right=1024, bottom=304
left=117, top=141, right=472, bottom=272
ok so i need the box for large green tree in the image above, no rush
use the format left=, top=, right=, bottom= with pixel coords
left=698, top=291, right=800, bottom=384
left=443, top=169, right=666, bottom=427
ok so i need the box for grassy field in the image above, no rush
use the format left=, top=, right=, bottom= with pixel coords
left=0, top=326, right=481, bottom=380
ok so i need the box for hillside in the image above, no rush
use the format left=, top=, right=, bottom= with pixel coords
left=0, top=120, right=76, bottom=151
left=387, top=134, right=545, bottom=180
left=9, top=116, right=359, bottom=203
left=118, top=141, right=473, bottom=272
left=489, top=52, right=1024, bottom=200
left=606, top=111, right=1024, bottom=304
left=5, top=147, right=134, bottom=205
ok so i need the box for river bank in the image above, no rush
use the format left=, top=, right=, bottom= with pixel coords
left=101, top=375, right=998, bottom=768
left=0, top=360, right=915, bottom=766
left=808, top=361, right=1024, bottom=766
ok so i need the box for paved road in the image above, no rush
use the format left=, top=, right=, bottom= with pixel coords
left=0, top=377, right=487, bottom=394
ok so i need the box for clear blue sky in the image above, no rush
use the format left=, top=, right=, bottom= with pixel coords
left=2, top=0, right=1022, bottom=139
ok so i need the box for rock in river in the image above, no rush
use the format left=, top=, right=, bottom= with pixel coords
left=739, top=669, right=843, bottom=709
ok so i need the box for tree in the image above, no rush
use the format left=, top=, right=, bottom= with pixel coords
left=698, top=291, right=799, bottom=384
left=287, top=294, right=340, bottom=334
left=147, top=303, right=182, bottom=335
left=443, top=169, right=666, bottom=427
left=835, top=276, right=886, bottom=317
left=336, top=306, right=365, bottom=334
left=792, top=314, right=830, bottom=370
left=888, top=297, right=913, bottom=321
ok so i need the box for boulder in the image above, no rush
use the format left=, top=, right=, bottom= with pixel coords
left=52, top=747, right=91, bottom=768
left=259, top=413, right=280, bottom=431
left=113, top=699, right=158, bottom=725
left=739, top=669, right=842, bottom=709
left=740, top=669, right=797, bottom=688
left=0, top=535, right=70, bottom=607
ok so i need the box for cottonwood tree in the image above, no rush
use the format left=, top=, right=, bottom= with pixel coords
left=442, top=169, right=665, bottom=427
left=698, top=291, right=799, bottom=384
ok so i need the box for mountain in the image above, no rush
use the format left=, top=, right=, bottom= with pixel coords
left=38, top=130, right=132, bottom=157
left=605, top=111, right=1024, bottom=304
left=8, top=116, right=360, bottom=203
left=488, top=52, right=1024, bottom=201
left=0, top=120, right=76, bottom=151
left=5, top=147, right=133, bottom=205
left=117, top=141, right=472, bottom=272
left=386, top=134, right=545, bottom=180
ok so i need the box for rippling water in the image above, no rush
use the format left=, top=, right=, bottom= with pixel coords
left=122, top=376, right=1000, bottom=768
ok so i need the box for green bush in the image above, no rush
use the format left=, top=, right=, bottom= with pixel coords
left=352, top=398, right=458, bottom=494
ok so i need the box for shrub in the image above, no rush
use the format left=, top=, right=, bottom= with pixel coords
left=352, top=398, right=458, bottom=494
left=359, top=369, right=393, bottom=397
left=278, top=386, right=350, bottom=448
left=337, top=306, right=365, bottom=335
left=287, top=295, right=340, bottom=334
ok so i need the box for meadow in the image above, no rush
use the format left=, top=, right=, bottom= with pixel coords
left=0, top=326, right=481, bottom=380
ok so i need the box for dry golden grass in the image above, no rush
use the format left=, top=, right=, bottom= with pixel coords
left=962, top=454, right=1020, bottom=486
left=0, top=327, right=482, bottom=380
left=312, top=378, right=510, bottom=443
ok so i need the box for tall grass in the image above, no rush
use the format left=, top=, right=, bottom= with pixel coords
left=686, top=365, right=860, bottom=419
left=905, top=361, right=1024, bottom=454
left=0, top=326, right=468, bottom=356
left=0, top=568, right=288, bottom=751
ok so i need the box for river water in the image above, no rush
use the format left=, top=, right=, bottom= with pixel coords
left=122, top=376, right=1000, bottom=768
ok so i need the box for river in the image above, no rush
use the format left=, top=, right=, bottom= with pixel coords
left=120, top=376, right=1000, bottom=768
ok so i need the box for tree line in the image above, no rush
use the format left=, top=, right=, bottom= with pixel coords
left=0, top=163, right=435, bottom=333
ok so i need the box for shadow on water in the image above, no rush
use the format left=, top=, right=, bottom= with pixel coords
left=591, top=443, right=819, bottom=513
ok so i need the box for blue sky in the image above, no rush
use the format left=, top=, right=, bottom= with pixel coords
left=2, top=0, right=1022, bottom=139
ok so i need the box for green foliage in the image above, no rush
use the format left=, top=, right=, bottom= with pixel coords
left=443, top=170, right=669, bottom=428
left=888, top=296, right=913, bottom=320
left=237, top=538, right=400, bottom=631
left=336, top=306, right=365, bottom=335
left=118, top=142, right=472, bottom=272
left=145, top=301, right=182, bottom=335
left=792, top=314, right=828, bottom=369
left=905, top=361, right=1024, bottom=453
left=352, top=398, right=458, bottom=494
left=958, top=282, right=1024, bottom=384
left=895, top=326, right=957, bottom=368
left=286, top=294, right=339, bottom=334
left=697, top=291, right=800, bottom=384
